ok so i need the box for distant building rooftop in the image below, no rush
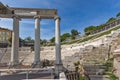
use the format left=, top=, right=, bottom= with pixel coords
left=0, top=27, right=12, bottom=31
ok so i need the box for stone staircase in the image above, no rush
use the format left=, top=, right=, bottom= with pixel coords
left=79, top=64, right=112, bottom=80
left=83, top=65, right=110, bottom=80
left=63, top=45, right=109, bottom=68
left=84, top=65, right=106, bottom=75
left=63, top=45, right=111, bottom=80
left=83, top=45, right=109, bottom=64
left=89, top=75, right=109, bottom=80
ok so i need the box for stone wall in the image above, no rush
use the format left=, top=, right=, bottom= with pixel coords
left=113, top=48, right=120, bottom=79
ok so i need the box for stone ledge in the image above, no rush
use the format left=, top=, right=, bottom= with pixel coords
left=113, top=49, right=120, bottom=58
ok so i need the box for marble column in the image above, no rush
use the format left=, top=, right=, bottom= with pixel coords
left=54, top=16, right=63, bottom=77
left=34, top=15, right=40, bottom=65
left=11, top=15, right=20, bottom=65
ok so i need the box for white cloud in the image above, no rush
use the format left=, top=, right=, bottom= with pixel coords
left=0, top=18, right=13, bottom=29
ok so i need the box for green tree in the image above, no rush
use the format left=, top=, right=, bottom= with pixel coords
left=116, top=12, right=120, bottom=18
left=8, top=37, right=12, bottom=44
left=41, top=39, right=47, bottom=46
left=84, top=26, right=96, bottom=35
left=19, top=37, right=24, bottom=46
left=71, top=29, right=80, bottom=39
left=106, top=17, right=116, bottom=24
left=96, top=24, right=105, bottom=30
left=8, top=37, right=23, bottom=46
left=61, top=33, right=70, bottom=42
left=24, top=36, right=33, bottom=42
left=50, top=37, right=55, bottom=43
left=24, top=36, right=31, bottom=41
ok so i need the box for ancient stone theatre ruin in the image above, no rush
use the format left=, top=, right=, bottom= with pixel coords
left=0, top=2, right=63, bottom=74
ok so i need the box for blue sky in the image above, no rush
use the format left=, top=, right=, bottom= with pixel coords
left=0, top=0, right=120, bottom=40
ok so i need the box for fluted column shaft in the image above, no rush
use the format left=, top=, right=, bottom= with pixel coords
left=54, top=16, right=63, bottom=77
left=34, top=15, right=40, bottom=65
left=11, top=15, right=20, bottom=65
left=55, top=16, right=62, bottom=64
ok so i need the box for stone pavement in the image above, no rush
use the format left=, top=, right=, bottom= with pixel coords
left=0, top=73, right=54, bottom=80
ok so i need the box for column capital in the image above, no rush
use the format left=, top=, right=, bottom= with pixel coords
left=54, top=16, right=61, bottom=20
left=12, top=15, right=21, bottom=20
left=34, top=15, right=41, bottom=19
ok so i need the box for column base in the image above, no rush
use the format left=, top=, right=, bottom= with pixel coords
left=55, top=63, right=64, bottom=78
left=32, top=61, right=41, bottom=68
left=9, top=61, right=19, bottom=67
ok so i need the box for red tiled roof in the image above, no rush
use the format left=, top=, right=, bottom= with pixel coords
left=0, top=27, right=12, bottom=31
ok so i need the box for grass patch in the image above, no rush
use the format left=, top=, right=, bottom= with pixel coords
left=105, top=73, right=118, bottom=80
left=61, top=39, right=79, bottom=44
left=80, top=75, right=85, bottom=80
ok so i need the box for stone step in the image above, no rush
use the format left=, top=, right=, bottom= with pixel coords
left=89, top=75, right=109, bottom=80
left=84, top=65, right=106, bottom=75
